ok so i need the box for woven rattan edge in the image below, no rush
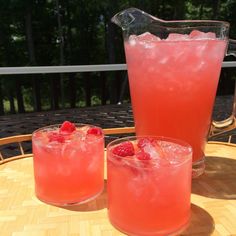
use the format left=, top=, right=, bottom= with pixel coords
left=207, top=141, right=236, bottom=148
left=103, top=127, right=135, bottom=135
left=0, top=154, right=33, bottom=165
left=0, top=134, right=32, bottom=145
left=1, top=129, right=235, bottom=165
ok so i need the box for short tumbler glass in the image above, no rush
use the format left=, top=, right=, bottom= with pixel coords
left=32, top=123, right=104, bottom=206
left=107, top=136, right=192, bottom=236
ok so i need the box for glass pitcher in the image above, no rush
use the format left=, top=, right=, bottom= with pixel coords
left=112, top=8, right=236, bottom=177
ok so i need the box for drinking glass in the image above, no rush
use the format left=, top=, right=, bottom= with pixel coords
left=32, top=122, right=104, bottom=206
left=107, top=136, right=192, bottom=236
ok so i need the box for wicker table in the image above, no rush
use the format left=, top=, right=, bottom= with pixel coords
left=0, top=142, right=236, bottom=236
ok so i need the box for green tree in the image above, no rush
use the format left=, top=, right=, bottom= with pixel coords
left=0, top=0, right=235, bottom=114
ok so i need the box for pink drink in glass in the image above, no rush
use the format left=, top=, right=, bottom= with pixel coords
left=125, top=31, right=227, bottom=176
left=32, top=121, right=104, bottom=206
left=107, top=136, right=192, bottom=236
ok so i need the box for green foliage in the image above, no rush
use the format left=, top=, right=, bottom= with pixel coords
left=0, top=0, right=236, bottom=113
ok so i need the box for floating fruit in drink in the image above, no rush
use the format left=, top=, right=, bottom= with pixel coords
left=32, top=121, right=104, bottom=206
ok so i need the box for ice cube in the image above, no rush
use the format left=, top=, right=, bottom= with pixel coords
left=87, top=155, right=98, bottom=172
left=166, top=33, right=189, bottom=41
left=79, top=125, right=90, bottom=133
left=138, top=32, right=160, bottom=42
left=189, top=30, right=216, bottom=40
left=33, top=130, right=48, bottom=146
left=45, top=141, right=63, bottom=156
left=193, top=61, right=206, bottom=72
left=159, top=56, right=169, bottom=64
left=203, top=32, right=216, bottom=39
left=74, top=128, right=87, bottom=141
left=157, top=140, right=191, bottom=164
left=128, top=35, right=137, bottom=46
left=143, top=142, right=160, bottom=159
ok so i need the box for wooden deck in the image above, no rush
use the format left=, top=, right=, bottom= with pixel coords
left=0, top=95, right=235, bottom=158
left=0, top=103, right=134, bottom=158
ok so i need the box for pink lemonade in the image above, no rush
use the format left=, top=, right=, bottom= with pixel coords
left=32, top=121, right=104, bottom=206
left=107, top=137, right=192, bottom=236
left=125, top=31, right=227, bottom=170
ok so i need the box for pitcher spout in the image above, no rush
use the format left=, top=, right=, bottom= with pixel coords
left=111, top=8, right=155, bottom=31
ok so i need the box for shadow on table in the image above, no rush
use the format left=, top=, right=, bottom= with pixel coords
left=181, top=204, right=214, bottom=236
left=192, top=156, right=236, bottom=199
left=60, top=180, right=107, bottom=212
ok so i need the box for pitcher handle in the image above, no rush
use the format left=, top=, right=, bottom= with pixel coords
left=209, top=39, right=236, bottom=139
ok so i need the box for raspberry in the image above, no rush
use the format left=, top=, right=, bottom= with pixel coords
left=60, top=121, right=76, bottom=133
left=112, top=141, right=135, bottom=157
left=87, top=127, right=103, bottom=136
left=137, top=138, right=155, bottom=149
left=136, top=150, right=151, bottom=160
left=48, top=132, right=65, bottom=143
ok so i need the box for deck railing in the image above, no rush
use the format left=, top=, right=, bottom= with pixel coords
left=0, top=62, right=235, bottom=115
left=0, top=62, right=236, bottom=75
left=0, top=64, right=127, bottom=75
